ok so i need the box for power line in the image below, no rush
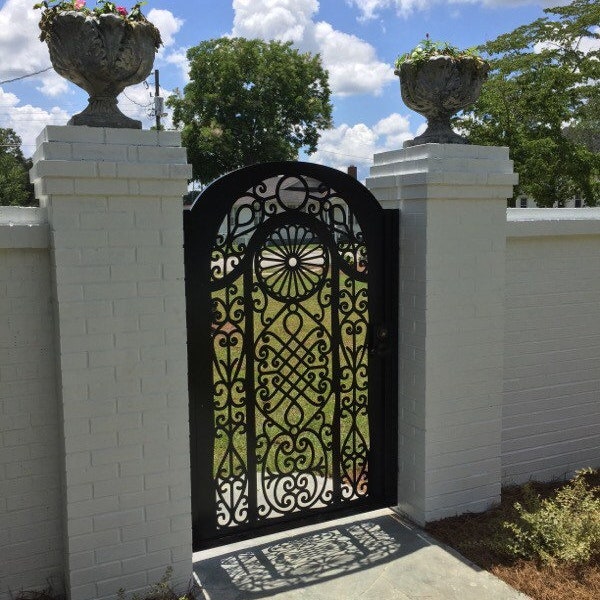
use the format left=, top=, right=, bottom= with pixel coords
left=122, top=90, right=152, bottom=109
left=0, top=66, right=53, bottom=85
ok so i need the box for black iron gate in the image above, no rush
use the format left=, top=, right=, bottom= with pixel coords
left=185, top=162, right=398, bottom=550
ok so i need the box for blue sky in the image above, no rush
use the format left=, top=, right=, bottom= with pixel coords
left=0, top=0, right=569, bottom=177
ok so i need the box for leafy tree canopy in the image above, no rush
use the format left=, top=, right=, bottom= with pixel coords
left=0, top=128, right=35, bottom=207
left=168, top=37, right=333, bottom=184
left=459, top=0, right=600, bottom=206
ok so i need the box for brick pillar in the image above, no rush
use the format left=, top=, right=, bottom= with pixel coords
left=30, top=126, right=192, bottom=600
left=366, top=144, right=517, bottom=525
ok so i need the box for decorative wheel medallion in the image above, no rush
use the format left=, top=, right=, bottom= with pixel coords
left=256, top=224, right=329, bottom=302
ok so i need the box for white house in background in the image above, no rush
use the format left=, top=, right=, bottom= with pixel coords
left=516, top=196, right=585, bottom=208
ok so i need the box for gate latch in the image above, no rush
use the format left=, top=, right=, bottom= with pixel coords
left=369, top=324, right=390, bottom=356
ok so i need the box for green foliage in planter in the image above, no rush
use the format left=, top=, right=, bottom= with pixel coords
left=395, top=36, right=482, bottom=69
left=502, top=468, right=600, bottom=566
left=33, top=0, right=162, bottom=48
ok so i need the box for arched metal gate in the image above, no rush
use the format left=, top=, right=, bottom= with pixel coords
left=184, top=162, right=398, bottom=550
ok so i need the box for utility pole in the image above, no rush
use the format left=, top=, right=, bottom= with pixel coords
left=154, top=69, right=161, bottom=130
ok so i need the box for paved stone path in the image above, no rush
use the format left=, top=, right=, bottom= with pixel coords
left=193, top=508, right=530, bottom=600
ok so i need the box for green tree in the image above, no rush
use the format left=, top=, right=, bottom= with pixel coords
left=168, top=37, right=333, bottom=184
left=564, top=94, right=600, bottom=152
left=459, top=0, right=600, bottom=206
left=0, top=128, right=35, bottom=206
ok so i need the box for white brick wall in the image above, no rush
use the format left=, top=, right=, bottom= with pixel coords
left=29, top=126, right=193, bottom=600
left=367, top=144, right=517, bottom=524
left=503, top=209, right=600, bottom=484
left=0, top=208, right=64, bottom=600
left=2, top=138, right=599, bottom=597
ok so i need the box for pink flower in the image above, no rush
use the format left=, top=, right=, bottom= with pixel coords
left=116, top=6, right=127, bottom=16
left=74, top=0, right=85, bottom=8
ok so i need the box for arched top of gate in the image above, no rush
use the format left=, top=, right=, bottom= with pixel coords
left=188, top=161, right=383, bottom=226
left=186, top=161, right=384, bottom=284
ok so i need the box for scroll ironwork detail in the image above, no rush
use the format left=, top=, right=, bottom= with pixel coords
left=209, top=172, right=372, bottom=530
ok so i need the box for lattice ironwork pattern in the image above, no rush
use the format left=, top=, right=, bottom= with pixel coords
left=209, top=174, right=371, bottom=530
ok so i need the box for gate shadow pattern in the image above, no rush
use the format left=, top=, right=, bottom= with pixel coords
left=194, top=513, right=428, bottom=599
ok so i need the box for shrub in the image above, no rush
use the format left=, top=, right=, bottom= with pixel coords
left=502, top=468, right=600, bottom=566
left=117, top=566, right=200, bottom=600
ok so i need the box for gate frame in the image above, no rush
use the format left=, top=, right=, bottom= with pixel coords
left=184, top=161, right=399, bottom=550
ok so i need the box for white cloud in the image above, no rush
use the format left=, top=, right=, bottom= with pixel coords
left=346, top=0, right=562, bottom=20
left=148, top=9, right=186, bottom=87
left=118, top=83, right=175, bottom=130
left=0, top=88, right=69, bottom=154
left=163, top=47, right=190, bottom=84
left=347, top=0, right=426, bottom=19
left=36, top=70, right=70, bottom=97
left=310, top=122, right=377, bottom=177
left=534, top=25, right=600, bottom=54
left=118, top=84, right=154, bottom=124
left=310, top=112, right=417, bottom=175
left=312, top=23, right=395, bottom=96
left=577, top=26, right=600, bottom=54
left=0, top=0, right=52, bottom=81
left=147, top=9, right=184, bottom=48
left=0, top=1, right=71, bottom=151
left=233, top=0, right=318, bottom=42
left=373, top=112, right=413, bottom=147
left=127, top=7, right=186, bottom=91
left=232, top=0, right=394, bottom=96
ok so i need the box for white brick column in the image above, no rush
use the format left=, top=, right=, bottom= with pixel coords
left=30, top=126, right=193, bottom=600
left=366, top=144, right=517, bottom=525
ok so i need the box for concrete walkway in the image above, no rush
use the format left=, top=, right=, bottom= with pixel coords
left=193, top=509, right=530, bottom=600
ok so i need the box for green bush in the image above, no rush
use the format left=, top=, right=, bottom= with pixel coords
left=502, top=468, right=600, bottom=566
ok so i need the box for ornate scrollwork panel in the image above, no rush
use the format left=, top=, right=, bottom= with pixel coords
left=339, top=274, right=370, bottom=500
left=209, top=172, right=373, bottom=532
left=254, top=222, right=334, bottom=519
left=212, top=280, right=249, bottom=528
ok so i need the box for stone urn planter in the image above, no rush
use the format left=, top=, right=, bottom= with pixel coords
left=41, top=10, right=161, bottom=128
left=396, top=51, right=489, bottom=147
